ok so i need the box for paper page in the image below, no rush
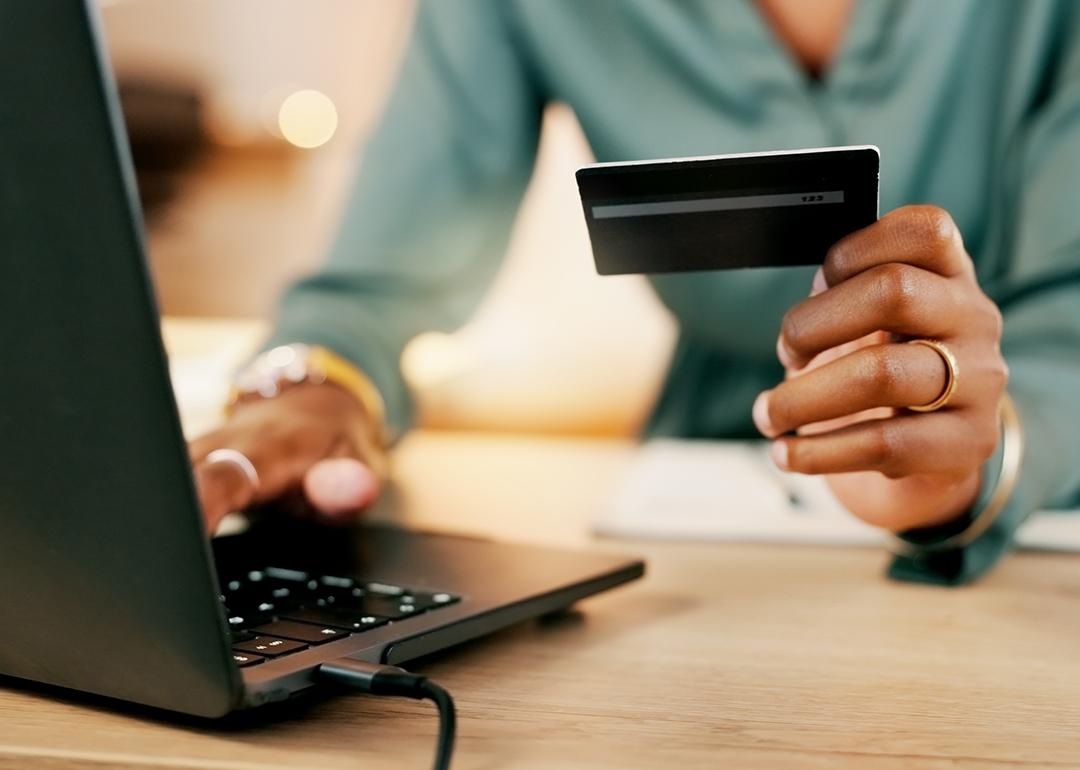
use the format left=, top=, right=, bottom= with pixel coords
left=596, top=439, right=1080, bottom=552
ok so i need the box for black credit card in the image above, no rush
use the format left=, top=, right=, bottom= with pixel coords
left=576, top=145, right=879, bottom=274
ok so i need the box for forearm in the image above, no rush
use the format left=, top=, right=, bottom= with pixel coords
left=267, top=290, right=417, bottom=438
left=264, top=1, right=542, bottom=436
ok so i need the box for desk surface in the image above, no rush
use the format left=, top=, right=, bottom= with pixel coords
left=3, top=324, right=1080, bottom=769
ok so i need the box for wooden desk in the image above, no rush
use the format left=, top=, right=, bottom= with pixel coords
left=3, top=330, right=1080, bottom=769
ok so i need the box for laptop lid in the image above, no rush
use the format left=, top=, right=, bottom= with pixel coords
left=0, top=1, right=240, bottom=716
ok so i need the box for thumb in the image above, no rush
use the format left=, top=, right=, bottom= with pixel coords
left=303, top=457, right=381, bottom=522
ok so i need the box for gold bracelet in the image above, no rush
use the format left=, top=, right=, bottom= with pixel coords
left=306, top=346, right=388, bottom=432
left=228, top=344, right=389, bottom=445
left=886, top=392, right=1024, bottom=557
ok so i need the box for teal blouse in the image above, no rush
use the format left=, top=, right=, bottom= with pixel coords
left=270, top=0, right=1080, bottom=584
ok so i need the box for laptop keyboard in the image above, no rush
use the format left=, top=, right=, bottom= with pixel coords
left=220, top=567, right=459, bottom=668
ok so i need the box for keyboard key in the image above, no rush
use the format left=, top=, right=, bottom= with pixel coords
left=357, top=595, right=427, bottom=619
left=233, top=636, right=308, bottom=658
left=253, top=620, right=350, bottom=645
left=282, top=607, right=390, bottom=632
left=320, top=575, right=354, bottom=589
left=226, top=611, right=273, bottom=630
left=365, top=581, right=406, bottom=596
left=302, top=591, right=429, bottom=619
left=308, top=585, right=365, bottom=609
left=233, top=652, right=266, bottom=667
left=230, top=630, right=256, bottom=644
left=400, top=591, right=461, bottom=612
left=225, top=582, right=302, bottom=616
left=219, top=567, right=456, bottom=633
left=265, top=567, right=309, bottom=582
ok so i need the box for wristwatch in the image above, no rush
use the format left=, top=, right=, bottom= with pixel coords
left=229, top=344, right=388, bottom=443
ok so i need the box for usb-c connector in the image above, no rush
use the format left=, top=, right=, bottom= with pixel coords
left=317, top=658, right=456, bottom=770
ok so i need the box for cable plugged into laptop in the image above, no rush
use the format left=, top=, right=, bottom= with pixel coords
left=317, top=658, right=456, bottom=770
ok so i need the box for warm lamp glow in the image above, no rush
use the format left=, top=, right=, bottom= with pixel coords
left=277, top=89, right=338, bottom=149
left=402, top=332, right=472, bottom=388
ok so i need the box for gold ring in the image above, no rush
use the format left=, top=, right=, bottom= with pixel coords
left=906, top=339, right=959, bottom=412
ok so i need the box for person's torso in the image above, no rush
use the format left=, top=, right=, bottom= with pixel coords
left=509, top=0, right=1065, bottom=363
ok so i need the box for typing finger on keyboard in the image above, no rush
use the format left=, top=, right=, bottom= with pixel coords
left=188, top=381, right=385, bottom=533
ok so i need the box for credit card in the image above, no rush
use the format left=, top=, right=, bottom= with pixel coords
left=576, top=145, right=879, bottom=274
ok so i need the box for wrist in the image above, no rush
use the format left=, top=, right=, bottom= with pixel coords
left=230, top=379, right=365, bottom=415
left=230, top=343, right=389, bottom=445
left=905, top=471, right=983, bottom=532
left=887, top=393, right=1024, bottom=556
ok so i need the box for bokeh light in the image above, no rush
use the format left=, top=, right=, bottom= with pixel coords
left=277, top=89, right=338, bottom=149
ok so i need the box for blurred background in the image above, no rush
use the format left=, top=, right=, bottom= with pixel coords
left=101, top=0, right=676, bottom=437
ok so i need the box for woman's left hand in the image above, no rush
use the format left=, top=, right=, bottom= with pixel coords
left=753, top=205, right=1009, bottom=532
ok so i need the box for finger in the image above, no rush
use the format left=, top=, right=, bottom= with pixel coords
left=770, top=411, right=998, bottom=480
left=193, top=459, right=258, bottom=534
left=188, top=431, right=223, bottom=464
left=227, top=427, right=342, bottom=504
left=755, top=342, right=953, bottom=437
left=303, top=457, right=381, bottom=521
left=821, top=205, right=973, bottom=288
left=190, top=421, right=342, bottom=527
left=778, top=263, right=967, bottom=369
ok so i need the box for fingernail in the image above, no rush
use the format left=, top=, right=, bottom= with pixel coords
left=305, top=458, right=379, bottom=516
left=771, top=440, right=789, bottom=471
left=752, top=391, right=777, bottom=438
left=810, top=268, right=828, bottom=296
left=776, top=336, right=797, bottom=370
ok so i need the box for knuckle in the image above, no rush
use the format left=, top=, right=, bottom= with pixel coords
left=906, top=205, right=957, bottom=251
left=988, top=355, right=1010, bottom=393
left=824, top=238, right=857, bottom=280
left=862, top=346, right=903, bottom=398
left=867, top=422, right=906, bottom=478
left=876, top=263, right=921, bottom=325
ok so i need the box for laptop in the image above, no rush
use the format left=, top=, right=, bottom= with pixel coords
left=0, top=1, right=644, bottom=719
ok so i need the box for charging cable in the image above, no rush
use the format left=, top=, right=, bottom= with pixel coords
left=317, top=658, right=456, bottom=770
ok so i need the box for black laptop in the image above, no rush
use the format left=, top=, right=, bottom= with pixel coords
left=0, top=1, right=644, bottom=720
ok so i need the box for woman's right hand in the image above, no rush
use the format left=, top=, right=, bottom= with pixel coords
left=188, top=383, right=386, bottom=533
